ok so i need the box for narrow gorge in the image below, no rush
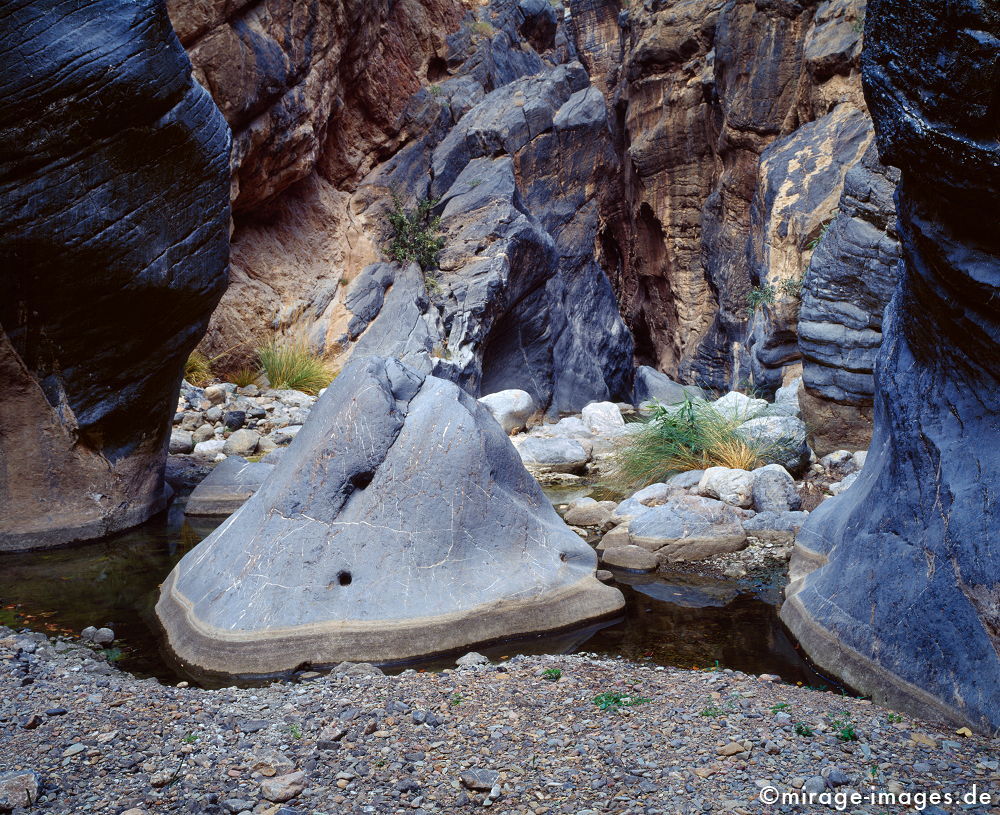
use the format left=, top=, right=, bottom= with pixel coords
left=0, top=0, right=997, bottom=811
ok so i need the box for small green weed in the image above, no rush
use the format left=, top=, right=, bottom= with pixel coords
left=182, top=732, right=198, bottom=744
left=794, top=722, right=814, bottom=737
left=471, top=20, right=496, bottom=38
left=103, top=647, right=124, bottom=663
left=830, top=713, right=858, bottom=741
left=700, top=705, right=725, bottom=718
left=542, top=668, right=562, bottom=682
left=593, top=692, right=650, bottom=712
left=807, top=216, right=836, bottom=250
left=770, top=702, right=791, bottom=713
left=289, top=723, right=303, bottom=739
left=887, top=712, right=903, bottom=723
left=428, top=84, right=444, bottom=97
left=449, top=693, right=464, bottom=707
left=746, top=284, right=777, bottom=315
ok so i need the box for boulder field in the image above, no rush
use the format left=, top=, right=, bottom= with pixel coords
left=157, top=356, right=623, bottom=677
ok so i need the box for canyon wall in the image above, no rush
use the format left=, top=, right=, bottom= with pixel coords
left=172, top=0, right=634, bottom=412
left=570, top=0, right=902, bottom=443
left=0, top=0, right=230, bottom=550
left=782, top=0, right=1000, bottom=732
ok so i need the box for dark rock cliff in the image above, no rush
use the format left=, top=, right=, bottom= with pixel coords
left=0, top=0, right=231, bottom=550
left=782, top=0, right=1000, bottom=731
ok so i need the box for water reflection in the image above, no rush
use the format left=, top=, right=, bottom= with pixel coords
left=0, top=499, right=836, bottom=690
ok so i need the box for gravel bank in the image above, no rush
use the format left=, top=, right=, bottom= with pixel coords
left=1, top=629, right=997, bottom=814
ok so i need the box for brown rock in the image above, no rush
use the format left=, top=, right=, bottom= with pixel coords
left=261, top=771, right=307, bottom=803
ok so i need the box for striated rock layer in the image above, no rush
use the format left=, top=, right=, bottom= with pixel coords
left=157, top=356, right=624, bottom=677
left=571, top=0, right=884, bottom=392
left=0, top=0, right=230, bottom=550
left=782, top=0, right=1000, bottom=731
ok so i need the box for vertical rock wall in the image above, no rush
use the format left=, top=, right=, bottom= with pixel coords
left=782, top=0, right=1000, bottom=732
left=0, top=0, right=231, bottom=550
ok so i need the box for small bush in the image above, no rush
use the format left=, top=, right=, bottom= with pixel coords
left=794, top=722, right=815, bottom=737
left=606, top=397, right=789, bottom=488
left=385, top=193, right=445, bottom=274
left=226, top=365, right=261, bottom=388
left=593, top=691, right=650, bottom=711
left=746, top=284, right=777, bottom=315
left=471, top=20, right=496, bottom=38
left=184, top=350, right=212, bottom=387
left=542, top=668, right=562, bottom=682
left=257, top=340, right=333, bottom=395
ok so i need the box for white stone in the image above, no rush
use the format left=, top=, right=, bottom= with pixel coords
left=581, top=401, right=626, bottom=435
left=478, top=389, right=536, bottom=434
left=712, top=391, right=768, bottom=421
left=697, top=467, right=755, bottom=508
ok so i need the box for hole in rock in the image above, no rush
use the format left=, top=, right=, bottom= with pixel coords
left=427, top=56, right=449, bottom=83
left=559, top=552, right=569, bottom=562
left=350, top=471, right=374, bottom=490
left=337, top=570, right=352, bottom=586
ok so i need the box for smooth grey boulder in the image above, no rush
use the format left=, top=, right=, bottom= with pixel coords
left=632, top=366, right=704, bottom=406
left=736, top=415, right=811, bottom=476
left=628, top=496, right=747, bottom=563
left=185, top=457, right=274, bottom=517
left=744, top=510, right=809, bottom=542
left=697, top=467, right=754, bottom=509
left=516, top=437, right=590, bottom=475
left=478, top=389, right=536, bottom=434
left=157, top=356, right=623, bottom=677
left=751, top=465, right=802, bottom=513
left=601, top=545, right=658, bottom=573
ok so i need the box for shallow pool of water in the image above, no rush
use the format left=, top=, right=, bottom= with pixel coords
left=0, top=498, right=839, bottom=690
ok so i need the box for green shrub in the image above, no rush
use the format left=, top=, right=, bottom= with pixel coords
left=257, top=340, right=333, bottom=395
left=593, top=691, right=650, bottom=711
left=184, top=350, right=212, bottom=387
left=606, top=397, right=788, bottom=488
left=385, top=194, right=445, bottom=274
left=746, top=284, right=777, bottom=315
left=225, top=365, right=261, bottom=388
left=471, top=20, right=496, bottom=38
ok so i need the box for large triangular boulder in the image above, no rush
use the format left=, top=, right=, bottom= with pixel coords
left=157, top=356, right=623, bottom=677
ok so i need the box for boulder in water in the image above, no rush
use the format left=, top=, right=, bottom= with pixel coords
left=156, top=356, right=622, bottom=677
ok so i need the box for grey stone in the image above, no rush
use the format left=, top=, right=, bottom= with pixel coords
left=92, top=627, right=115, bottom=645
left=818, top=450, right=858, bottom=478
left=581, top=401, right=625, bottom=435
left=204, top=386, right=227, bottom=406
left=456, top=652, right=489, bottom=667
left=743, top=511, right=809, bottom=542
left=192, top=424, right=216, bottom=444
left=460, top=769, right=500, bottom=791
left=185, top=457, right=274, bottom=517
left=628, top=496, right=747, bottom=562
left=193, top=438, right=226, bottom=459
left=751, top=464, right=801, bottom=513
left=633, top=366, right=704, bottom=407
left=736, top=415, right=811, bottom=476
left=169, top=430, right=195, bottom=455
left=828, top=470, right=859, bottom=496
left=223, top=410, right=246, bottom=431
left=666, top=470, right=705, bottom=489
left=712, top=392, right=768, bottom=421
left=157, top=356, right=622, bottom=676
left=697, top=467, right=755, bottom=508
left=478, top=389, right=536, bottom=434
left=563, top=500, right=616, bottom=527
left=601, top=545, right=658, bottom=573
left=516, top=437, right=590, bottom=475
left=260, top=771, right=306, bottom=803
left=222, top=429, right=260, bottom=457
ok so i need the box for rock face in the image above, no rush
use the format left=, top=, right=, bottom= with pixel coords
left=157, top=356, right=623, bottom=677
left=571, top=0, right=887, bottom=391
left=173, top=0, right=633, bottom=413
left=782, top=0, right=1000, bottom=732
left=0, top=0, right=230, bottom=551
left=797, top=142, right=901, bottom=454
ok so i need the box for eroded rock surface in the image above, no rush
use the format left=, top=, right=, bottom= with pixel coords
left=797, top=142, right=901, bottom=454
left=0, top=0, right=230, bottom=551
left=782, top=0, right=1000, bottom=732
left=157, top=356, right=623, bottom=677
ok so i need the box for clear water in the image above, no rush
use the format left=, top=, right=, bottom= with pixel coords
left=0, top=497, right=840, bottom=690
